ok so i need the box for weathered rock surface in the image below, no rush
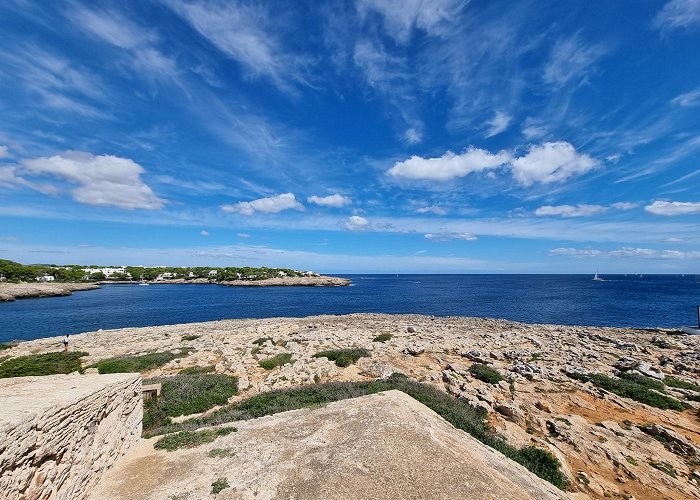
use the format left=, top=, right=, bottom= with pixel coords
left=0, top=282, right=100, bottom=301
left=90, top=391, right=568, bottom=500
left=220, top=275, right=350, bottom=287
left=7, top=313, right=700, bottom=499
left=0, top=373, right=142, bottom=500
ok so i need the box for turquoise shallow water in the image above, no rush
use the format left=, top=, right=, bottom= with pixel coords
left=1, top=274, right=699, bottom=342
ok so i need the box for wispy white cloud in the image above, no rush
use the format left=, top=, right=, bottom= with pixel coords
left=542, top=33, right=607, bottom=88
left=535, top=202, right=638, bottom=217
left=550, top=246, right=700, bottom=259
left=221, top=193, right=303, bottom=216
left=672, top=87, right=700, bottom=107
left=21, top=151, right=165, bottom=210
left=653, top=0, right=700, bottom=32
left=165, top=0, right=311, bottom=93
left=307, top=194, right=352, bottom=208
left=68, top=5, right=179, bottom=83
left=200, top=230, right=210, bottom=236
left=344, top=215, right=369, bottom=231
left=424, top=232, right=477, bottom=241
left=356, top=0, right=462, bottom=43
left=415, top=204, right=446, bottom=215
left=645, top=200, right=700, bottom=216
left=535, top=204, right=607, bottom=218
left=0, top=44, right=108, bottom=117
left=0, top=146, right=10, bottom=159
left=484, top=110, right=512, bottom=138
left=0, top=166, right=55, bottom=194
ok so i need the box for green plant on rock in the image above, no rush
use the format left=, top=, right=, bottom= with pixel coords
left=0, top=351, right=88, bottom=378
left=211, top=478, right=229, bottom=494
left=179, top=365, right=215, bottom=375
left=154, top=427, right=236, bottom=451
left=313, top=348, right=369, bottom=367
left=258, top=353, right=293, bottom=370
left=469, top=363, right=503, bottom=384
left=181, top=335, right=200, bottom=341
left=90, top=349, right=193, bottom=374
left=372, top=333, right=393, bottom=343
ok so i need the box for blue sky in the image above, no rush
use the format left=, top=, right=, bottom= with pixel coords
left=0, top=0, right=699, bottom=273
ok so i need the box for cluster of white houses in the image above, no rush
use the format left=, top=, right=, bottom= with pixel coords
left=33, top=267, right=319, bottom=282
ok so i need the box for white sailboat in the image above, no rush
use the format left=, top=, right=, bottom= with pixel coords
left=592, top=270, right=604, bottom=282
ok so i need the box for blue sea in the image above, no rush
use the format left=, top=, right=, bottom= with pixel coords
left=1, top=274, right=699, bottom=342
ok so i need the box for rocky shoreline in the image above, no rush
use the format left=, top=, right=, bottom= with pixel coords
left=0, top=275, right=350, bottom=302
left=4, top=313, right=700, bottom=498
left=0, top=282, right=101, bottom=301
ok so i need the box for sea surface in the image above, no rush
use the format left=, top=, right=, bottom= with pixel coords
left=1, top=274, right=699, bottom=342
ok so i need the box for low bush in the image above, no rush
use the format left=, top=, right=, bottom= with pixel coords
left=211, top=478, right=230, bottom=494
left=567, top=372, right=687, bottom=411
left=258, top=353, right=293, bottom=370
left=252, top=337, right=273, bottom=346
left=313, top=348, right=369, bottom=367
left=0, top=351, right=88, bottom=378
left=153, top=427, right=236, bottom=451
left=649, top=461, right=677, bottom=478
left=0, top=342, right=16, bottom=350
left=148, top=373, right=566, bottom=489
left=469, top=363, right=503, bottom=384
left=181, top=335, right=200, bottom=341
left=665, top=376, right=700, bottom=393
left=179, top=365, right=215, bottom=375
left=91, top=349, right=193, bottom=374
left=372, top=333, right=393, bottom=343
left=143, top=373, right=238, bottom=432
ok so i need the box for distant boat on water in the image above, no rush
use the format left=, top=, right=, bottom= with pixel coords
left=138, top=281, right=149, bottom=286
left=593, top=270, right=604, bottom=282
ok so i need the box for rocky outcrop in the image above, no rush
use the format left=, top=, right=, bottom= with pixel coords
left=219, top=275, right=350, bottom=287
left=0, top=283, right=100, bottom=301
left=0, top=373, right=142, bottom=500
left=7, top=313, right=700, bottom=499
left=90, top=391, right=567, bottom=500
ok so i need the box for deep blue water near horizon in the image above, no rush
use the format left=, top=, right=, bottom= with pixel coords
left=1, top=274, right=699, bottom=342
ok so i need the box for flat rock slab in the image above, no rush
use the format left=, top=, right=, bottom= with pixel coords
left=91, top=390, right=568, bottom=500
left=0, top=372, right=139, bottom=427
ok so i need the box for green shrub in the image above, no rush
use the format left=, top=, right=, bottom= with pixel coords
left=313, top=348, right=369, bottom=367
left=258, top=353, right=293, bottom=370
left=179, top=365, right=215, bottom=375
left=649, top=461, right=677, bottom=478
left=469, top=363, right=503, bottom=384
left=372, top=333, right=393, bottom=342
left=181, top=335, right=200, bottom=341
left=619, top=372, right=665, bottom=391
left=665, top=376, right=700, bottom=393
left=143, top=374, right=238, bottom=432
left=208, top=447, right=235, bottom=458
left=91, top=349, right=192, bottom=374
left=148, top=373, right=566, bottom=489
left=252, top=337, right=273, bottom=346
left=567, top=372, right=687, bottom=411
left=0, top=342, right=16, bottom=350
left=154, top=427, right=236, bottom=451
left=0, top=351, right=88, bottom=378
left=211, top=478, right=229, bottom=494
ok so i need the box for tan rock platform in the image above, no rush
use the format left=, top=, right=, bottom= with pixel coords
left=90, top=390, right=568, bottom=500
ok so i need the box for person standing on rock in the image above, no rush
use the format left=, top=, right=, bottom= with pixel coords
left=62, top=334, right=69, bottom=352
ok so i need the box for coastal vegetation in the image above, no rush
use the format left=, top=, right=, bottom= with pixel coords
left=145, top=373, right=567, bottom=489
left=153, top=427, right=237, bottom=452
left=0, top=258, right=314, bottom=283
left=313, top=348, right=369, bottom=367
left=211, top=478, right=230, bottom=494
left=179, top=365, right=215, bottom=375
left=181, top=335, right=200, bottom=341
left=566, top=371, right=687, bottom=411
left=0, top=342, right=15, bottom=350
left=372, top=333, right=393, bottom=342
left=469, top=363, right=504, bottom=384
left=90, top=349, right=193, bottom=374
left=0, top=351, right=88, bottom=378
left=142, top=373, right=238, bottom=431
left=664, top=376, right=700, bottom=393
left=258, top=353, right=294, bottom=370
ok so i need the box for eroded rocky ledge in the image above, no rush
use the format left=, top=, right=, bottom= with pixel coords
left=0, top=282, right=101, bottom=301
